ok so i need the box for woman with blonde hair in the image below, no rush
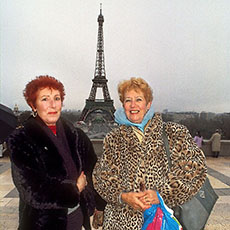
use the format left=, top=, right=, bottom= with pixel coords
left=93, top=77, right=207, bottom=229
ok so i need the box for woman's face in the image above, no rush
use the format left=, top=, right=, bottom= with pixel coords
left=123, top=89, right=151, bottom=124
left=32, top=87, right=62, bottom=126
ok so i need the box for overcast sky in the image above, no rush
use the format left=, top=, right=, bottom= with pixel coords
left=1, top=0, right=230, bottom=113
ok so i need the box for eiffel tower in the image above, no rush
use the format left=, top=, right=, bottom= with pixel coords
left=80, top=5, right=115, bottom=123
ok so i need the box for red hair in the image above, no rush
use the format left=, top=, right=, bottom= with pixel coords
left=23, top=75, right=65, bottom=108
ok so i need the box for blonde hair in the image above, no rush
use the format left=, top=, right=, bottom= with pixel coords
left=118, top=77, right=153, bottom=103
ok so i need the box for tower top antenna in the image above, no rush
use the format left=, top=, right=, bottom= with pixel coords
left=100, top=3, right=102, bottom=14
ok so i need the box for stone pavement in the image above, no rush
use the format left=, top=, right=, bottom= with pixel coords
left=0, top=156, right=230, bottom=230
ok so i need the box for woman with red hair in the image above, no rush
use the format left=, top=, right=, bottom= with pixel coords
left=8, top=75, right=99, bottom=230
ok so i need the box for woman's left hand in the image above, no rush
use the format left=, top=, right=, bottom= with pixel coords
left=76, top=171, right=87, bottom=193
left=121, top=191, right=151, bottom=211
left=139, top=190, right=159, bottom=208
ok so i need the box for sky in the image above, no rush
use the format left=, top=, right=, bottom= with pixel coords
left=1, top=0, right=230, bottom=113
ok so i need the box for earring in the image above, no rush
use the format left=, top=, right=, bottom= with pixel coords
left=32, top=110, right=37, bottom=117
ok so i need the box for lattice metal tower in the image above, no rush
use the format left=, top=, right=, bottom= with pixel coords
left=80, top=5, right=115, bottom=122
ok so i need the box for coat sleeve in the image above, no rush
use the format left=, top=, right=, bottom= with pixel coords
left=76, top=128, right=97, bottom=178
left=76, top=128, right=107, bottom=211
left=209, top=134, right=214, bottom=142
left=8, top=129, right=80, bottom=210
left=158, top=123, right=207, bottom=208
left=92, top=130, right=124, bottom=206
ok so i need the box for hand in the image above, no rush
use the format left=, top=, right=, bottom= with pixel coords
left=121, top=191, right=151, bottom=211
left=139, top=190, right=159, bottom=209
left=92, top=209, right=104, bottom=229
left=76, top=171, right=87, bottom=192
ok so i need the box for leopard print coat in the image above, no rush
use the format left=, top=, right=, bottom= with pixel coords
left=93, top=113, right=207, bottom=229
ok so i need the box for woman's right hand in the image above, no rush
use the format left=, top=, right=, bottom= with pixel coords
left=76, top=171, right=87, bottom=193
left=121, top=191, right=151, bottom=211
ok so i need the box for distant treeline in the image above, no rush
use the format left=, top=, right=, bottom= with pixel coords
left=162, top=113, right=230, bottom=140
left=17, top=110, right=230, bottom=140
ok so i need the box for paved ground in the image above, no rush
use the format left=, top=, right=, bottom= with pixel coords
left=0, top=156, right=230, bottom=230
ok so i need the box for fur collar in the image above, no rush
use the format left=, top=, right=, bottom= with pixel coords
left=11, top=116, right=80, bottom=178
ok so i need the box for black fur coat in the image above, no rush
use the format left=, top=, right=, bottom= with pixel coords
left=8, top=116, right=97, bottom=230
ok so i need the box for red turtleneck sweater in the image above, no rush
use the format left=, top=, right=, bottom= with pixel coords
left=48, top=125, right=57, bottom=135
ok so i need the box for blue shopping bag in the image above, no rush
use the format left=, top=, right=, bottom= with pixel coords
left=142, top=192, right=182, bottom=230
